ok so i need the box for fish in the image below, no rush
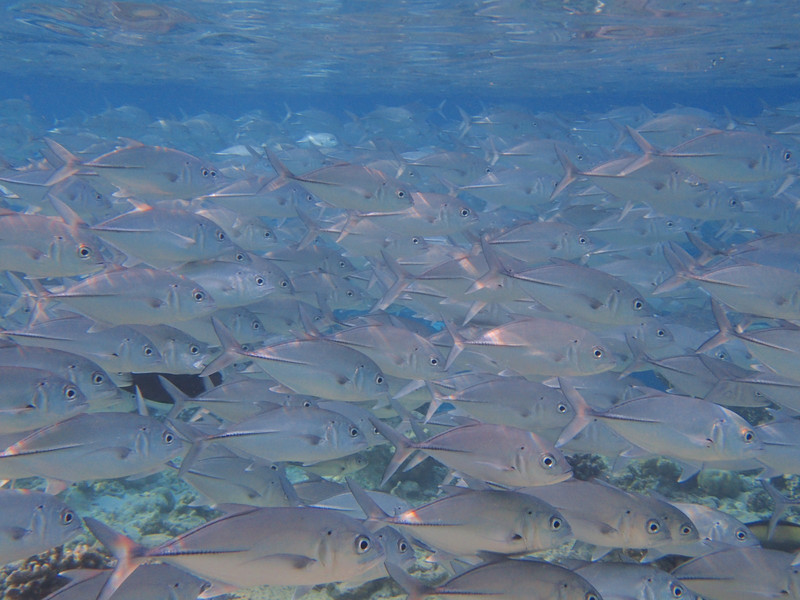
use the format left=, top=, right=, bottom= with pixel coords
left=200, top=318, right=390, bottom=403
left=0, top=208, right=105, bottom=277
left=372, top=414, right=572, bottom=488
left=0, top=411, right=183, bottom=492
left=557, top=379, right=764, bottom=481
left=44, top=266, right=217, bottom=326
left=266, top=150, right=414, bottom=213
left=0, top=343, right=123, bottom=409
left=174, top=444, right=296, bottom=508
left=90, top=201, right=237, bottom=268
left=0, top=489, right=82, bottom=567
left=643, top=501, right=760, bottom=561
left=445, top=317, right=617, bottom=376
left=386, top=558, right=602, bottom=600
left=84, top=505, right=384, bottom=599
left=0, top=365, right=89, bottom=434
left=39, top=564, right=209, bottom=600
left=349, top=479, right=571, bottom=560
left=672, top=547, right=800, bottom=600
left=520, top=479, right=677, bottom=557
left=80, top=139, right=227, bottom=199
left=575, top=562, right=697, bottom=600
left=179, top=402, right=369, bottom=467
left=510, top=259, right=654, bottom=326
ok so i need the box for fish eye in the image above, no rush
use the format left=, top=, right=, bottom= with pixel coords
left=216, top=230, right=226, bottom=241
left=729, top=198, right=738, bottom=207
left=252, top=320, right=261, bottom=330
left=735, top=528, right=748, bottom=541
left=375, top=374, right=384, bottom=385
left=64, top=386, right=78, bottom=400
left=349, top=426, right=359, bottom=437
left=578, top=236, right=587, bottom=244
left=585, top=594, right=598, bottom=600
left=255, top=276, right=265, bottom=286
left=264, top=230, right=271, bottom=238
left=163, top=431, right=175, bottom=444
left=189, top=345, right=200, bottom=355
left=346, top=290, right=354, bottom=297
left=460, top=208, right=471, bottom=217
left=632, top=298, right=644, bottom=310
left=680, top=523, right=694, bottom=536
left=784, top=150, right=792, bottom=161
left=143, top=346, right=154, bottom=356
left=61, top=510, right=75, bottom=525
left=671, top=583, right=684, bottom=598
left=201, top=168, right=209, bottom=176
left=92, top=372, right=105, bottom=385
left=557, top=403, right=568, bottom=413
left=355, top=535, right=371, bottom=554
left=743, top=429, right=755, bottom=442
left=541, top=454, right=556, bottom=468
left=280, top=280, right=289, bottom=288
left=657, top=329, right=666, bottom=337
left=485, top=166, right=492, bottom=173
left=77, top=244, right=92, bottom=258
left=338, top=260, right=347, bottom=268
left=397, top=540, right=408, bottom=552
left=592, top=346, right=604, bottom=359
left=430, top=357, right=439, bottom=366
left=646, top=519, right=661, bottom=534
left=396, top=189, right=406, bottom=199
left=666, top=220, right=675, bottom=228
left=550, top=516, right=562, bottom=530
left=411, top=237, right=420, bottom=244
left=193, top=290, right=206, bottom=302
left=236, top=252, right=246, bottom=262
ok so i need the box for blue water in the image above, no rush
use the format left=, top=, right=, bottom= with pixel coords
left=1, top=1, right=800, bottom=599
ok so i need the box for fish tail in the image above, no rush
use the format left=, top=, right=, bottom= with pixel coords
left=263, top=146, right=295, bottom=179
left=555, top=378, right=596, bottom=447
left=759, top=479, right=796, bottom=541
left=443, top=320, right=465, bottom=371
left=41, top=138, right=82, bottom=186
left=618, top=332, right=652, bottom=378
left=294, top=207, right=322, bottom=251
left=551, top=145, right=579, bottom=200
left=166, top=418, right=209, bottom=478
left=385, top=562, right=433, bottom=600
left=697, top=300, right=733, bottom=353
left=652, top=242, right=694, bottom=294
left=199, top=317, right=244, bottom=377
left=369, top=416, right=416, bottom=487
left=158, top=375, right=192, bottom=421
left=372, top=250, right=413, bottom=313
left=345, top=476, right=391, bottom=526
left=83, top=517, right=149, bottom=600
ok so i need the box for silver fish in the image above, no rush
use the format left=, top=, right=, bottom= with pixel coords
left=0, top=412, right=183, bottom=491
left=386, top=558, right=602, bottom=600
left=85, top=506, right=384, bottom=598
left=0, top=365, right=88, bottom=434
left=40, top=564, right=209, bottom=600
left=46, top=267, right=217, bottom=326
left=350, top=480, right=571, bottom=559
left=201, top=318, right=389, bottom=403
left=575, top=562, right=697, bottom=600
left=0, top=489, right=82, bottom=567
left=372, top=416, right=572, bottom=488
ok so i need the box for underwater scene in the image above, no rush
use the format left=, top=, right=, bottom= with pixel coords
left=1, top=1, right=800, bottom=599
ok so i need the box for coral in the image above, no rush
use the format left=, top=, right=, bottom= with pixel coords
left=0, top=544, right=109, bottom=600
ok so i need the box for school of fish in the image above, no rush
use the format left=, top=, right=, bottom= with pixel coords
left=1, top=98, right=800, bottom=600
